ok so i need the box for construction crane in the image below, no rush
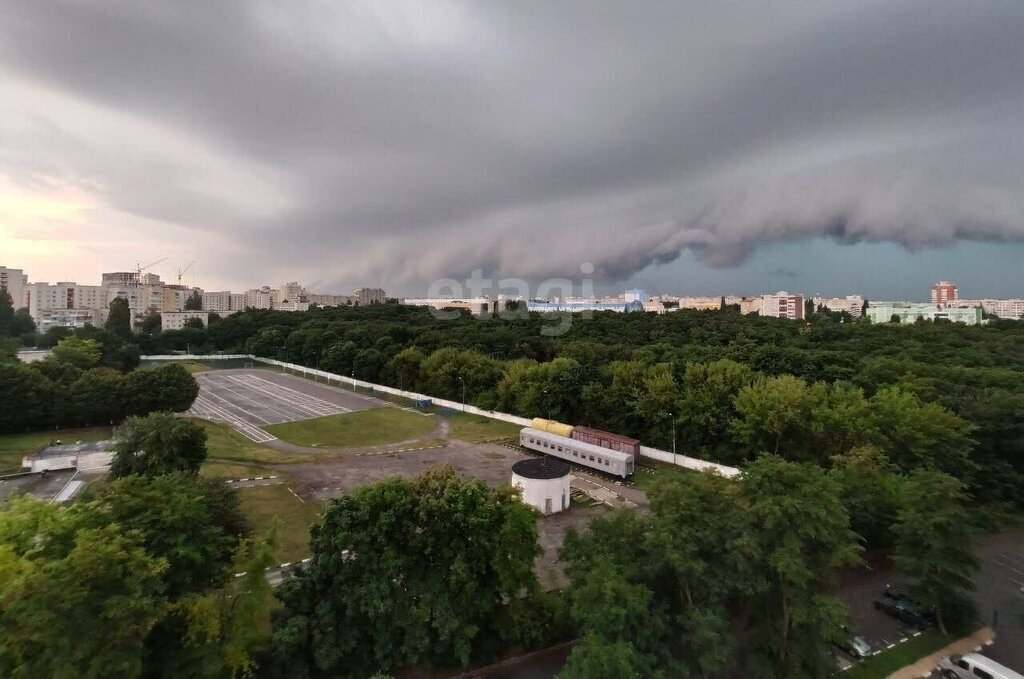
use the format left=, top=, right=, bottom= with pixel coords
left=176, top=260, right=196, bottom=285
left=135, top=257, right=168, bottom=276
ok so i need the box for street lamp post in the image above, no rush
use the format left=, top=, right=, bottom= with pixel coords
left=543, top=389, right=551, bottom=420
left=458, top=375, right=466, bottom=411
left=668, top=411, right=676, bottom=466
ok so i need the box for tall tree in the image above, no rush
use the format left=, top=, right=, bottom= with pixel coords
left=738, top=456, right=861, bottom=679
left=110, top=413, right=209, bottom=478
left=271, top=467, right=539, bottom=678
left=106, top=296, right=133, bottom=340
left=0, top=289, right=13, bottom=336
left=184, top=290, right=203, bottom=311
left=50, top=336, right=103, bottom=369
left=892, top=470, right=979, bottom=634
left=0, top=497, right=167, bottom=679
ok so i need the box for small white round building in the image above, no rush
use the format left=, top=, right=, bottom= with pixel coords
left=512, top=458, right=571, bottom=515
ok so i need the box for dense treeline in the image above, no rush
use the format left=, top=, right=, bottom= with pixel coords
left=0, top=328, right=197, bottom=433
left=0, top=415, right=274, bottom=678
left=145, top=304, right=1024, bottom=504
left=560, top=458, right=978, bottom=677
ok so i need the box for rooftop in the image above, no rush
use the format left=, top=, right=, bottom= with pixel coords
left=513, top=457, right=571, bottom=480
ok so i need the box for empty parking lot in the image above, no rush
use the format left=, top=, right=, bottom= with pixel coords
left=187, top=370, right=378, bottom=442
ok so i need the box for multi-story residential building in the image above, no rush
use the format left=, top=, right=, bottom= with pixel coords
left=100, top=272, right=166, bottom=327
left=229, top=293, right=246, bottom=311
left=0, top=266, right=28, bottom=307
left=160, top=311, right=210, bottom=330
left=931, top=281, right=958, bottom=306
left=202, top=291, right=234, bottom=313
left=812, top=295, right=865, bottom=317
left=760, top=291, right=805, bottom=320
left=527, top=300, right=643, bottom=313
left=353, top=287, right=386, bottom=305
left=866, top=302, right=983, bottom=325
left=25, top=281, right=106, bottom=331
left=161, top=285, right=189, bottom=313
left=244, top=287, right=273, bottom=310
left=307, top=293, right=353, bottom=307
left=276, top=282, right=306, bottom=305
left=958, top=299, right=1024, bottom=320
left=404, top=297, right=509, bottom=317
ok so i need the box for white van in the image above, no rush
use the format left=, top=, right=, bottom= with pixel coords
left=939, top=653, right=1024, bottom=679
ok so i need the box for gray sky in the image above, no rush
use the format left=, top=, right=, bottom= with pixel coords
left=2, top=1, right=1023, bottom=298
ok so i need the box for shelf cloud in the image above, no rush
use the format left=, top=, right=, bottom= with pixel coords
left=2, top=0, right=1023, bottom=291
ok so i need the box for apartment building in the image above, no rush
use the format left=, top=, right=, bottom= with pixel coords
left=160, top=311, right=210, bottom=330
left=0, top=266, right=28, bottom=307
left=244, top=287, right=273, bottom=309
left=760, top=291, right=805, bottom=320
left=931, top=281, right=958, bottom=306
left=958, top=299, right=1024, bottom=320
left=866, top=302, right=983, bottom=326
left=812, top=295, right=865, bottom=317
left=202, top=291, right=234, bottom=313
left=353, top=287, right=386, bottom=305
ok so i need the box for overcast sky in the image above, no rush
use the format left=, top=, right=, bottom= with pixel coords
left=2, top=1, right=1023, bottom=299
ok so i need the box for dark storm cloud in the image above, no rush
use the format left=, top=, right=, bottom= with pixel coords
left=1, top=0, right=1023, bottom=290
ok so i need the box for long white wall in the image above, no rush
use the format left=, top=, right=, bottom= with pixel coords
left=143, top=354, right=739, bottom=477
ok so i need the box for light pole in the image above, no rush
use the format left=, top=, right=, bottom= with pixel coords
left=543, top=389, right=551, bottom=420
left=458, top=375, right=466, bottom=411
left=668, top=411, right=676, bottom=466
left=352, top=367, right=356, bottom=393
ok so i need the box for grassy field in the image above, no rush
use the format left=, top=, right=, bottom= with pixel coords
left=179, top=361, right=212, bottom=374
left=444, top=412, right=522, bottom=442
left=236, top=484, right=323, bottom=564
left=191, top=419, right=318, bottom=464
left=842, top=630, right=952, bottom=679
left=0, top=426, right=114, bottom=475
left=263, top=407, right=436, bottom=448
left=200, top=460, right=277, bottom=479
left=628, top=458, right=698, bottom=492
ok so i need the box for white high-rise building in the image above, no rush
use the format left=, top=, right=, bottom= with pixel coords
left=0, top=267, right=28, bottom=307
left=244, top=287, right=273, bottom=309
left=202, top=291, right=234, bottom=313
left=812, top=295, right=865, bottom=317
left=760, top=291, right=805, bottom=320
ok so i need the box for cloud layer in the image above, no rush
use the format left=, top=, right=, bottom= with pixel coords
left=1, top=0, right=1023, bottom=291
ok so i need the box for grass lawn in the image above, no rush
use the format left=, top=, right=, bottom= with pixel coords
left=842, top=630, right=952, bottom=679
left=263, top=407, right=436, bottom=448
left=191, top=419, right=318, bottom=464
left=179, top=361, right=211, bottom=374
left=0, top=426, right=113, bottom=475
left=445, top=412, right=522, bottom=442
left=200, top=460, right=277, bottom=480
left=628, top=458, right=698, bottom=493
left=236, top=484, right=323, bottom=564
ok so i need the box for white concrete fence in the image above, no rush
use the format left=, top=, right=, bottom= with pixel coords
left=143, top=354, right=740, bottom=478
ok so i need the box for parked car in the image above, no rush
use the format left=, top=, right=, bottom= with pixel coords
left=873, top=597, right=930, bottom=628
left=939, top=653, right=1024, bottom=679
left=836, top=634, right=872, bottom=659
left=880, top=585, right=937, bottom=626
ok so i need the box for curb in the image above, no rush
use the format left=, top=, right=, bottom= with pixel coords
left=224, top=475, right=279, bottom=484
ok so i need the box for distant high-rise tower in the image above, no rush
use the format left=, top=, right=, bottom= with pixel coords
left=931, top=281, right=958, bottom=306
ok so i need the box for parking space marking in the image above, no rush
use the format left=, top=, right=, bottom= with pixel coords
left=223, top=374, right=347, bottom=420
left=189, top=393, right=277, bottom=443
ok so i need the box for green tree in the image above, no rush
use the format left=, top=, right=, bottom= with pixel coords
left=124, top=363, right=199, bottom=415
left=675, top=359, right=753, bottom=459
left=892, top=470, right=979, bottom=634
left=732, top=374, right=816, bottom=459
left=829, top=446, right=901, bottom=549
left=51, top=336, right=103, bottom=369
left=739, top=457, right=861, bottom=679
left=0, top=338, right=17, bottom=364
left=106, top=296, right=133, bottom=340
left=0, top=289, right=13, bottom=336
left=184, top=290, right=203, bottom=311
left=184, top=317, right=206, bottom=330
left=0, top=497, right=167, bottom=679
left=386, top=346, right=425, bottom=391
left=868, top=387, right=974, bottom=473
left=65, top=367, right=126, bottom=426
left=110, top=413, right=209, bottom=478
left=9, top=307, right=35, bottom=338
left=84, top=474, right=247, bottom=598
left=140, top=310, right=162, bottom=334
left=0, top=363, right=60, bottom=432
left=271, top=467, right=539, bottom=677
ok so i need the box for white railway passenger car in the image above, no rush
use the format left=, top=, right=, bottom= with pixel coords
left=519, top=427, right=635, bottom=478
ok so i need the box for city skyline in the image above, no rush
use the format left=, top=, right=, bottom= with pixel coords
left=2, top=2, right=1023, bottom=297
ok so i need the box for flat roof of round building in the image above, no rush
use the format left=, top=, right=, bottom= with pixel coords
left=512, top=457, right=570, bottom=480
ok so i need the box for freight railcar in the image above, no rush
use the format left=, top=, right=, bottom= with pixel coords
left=519, top=427, right=635, bottom=478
